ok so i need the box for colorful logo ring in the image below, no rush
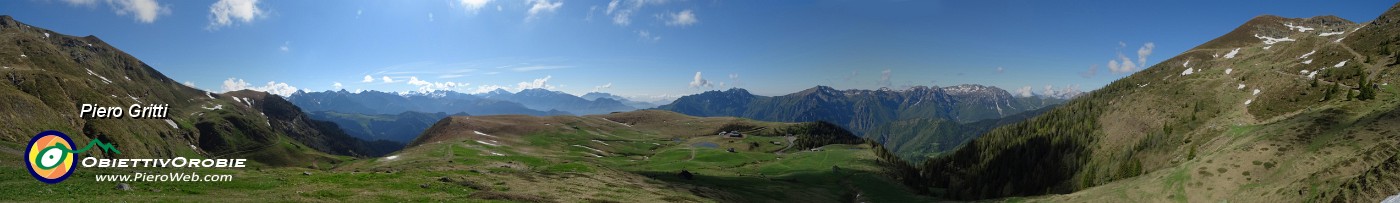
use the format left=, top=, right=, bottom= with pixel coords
left=26, top=130, right=76, bottom=184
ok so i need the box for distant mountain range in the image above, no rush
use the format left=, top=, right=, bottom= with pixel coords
left=581, top=92, right=659, bottom=109
left=287, top=89, right=654, bottom=145
left=653, top=84, right=1067, bottom=160
left=288, top=90, right=564, bottom=116
left=477, top=88, right=637, bottom=115
left=288, top=88, right=654, bottom=117
left=306, top=111, right=466, bottom=144
left=656, top=85, right=1067, bottom=134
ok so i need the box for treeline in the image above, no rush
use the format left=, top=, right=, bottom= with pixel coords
left=867, top=105, right=1057, bottom=163
left=777, top=121, right=864, bottom=150
left=868, top=79, right=1133, bottom=200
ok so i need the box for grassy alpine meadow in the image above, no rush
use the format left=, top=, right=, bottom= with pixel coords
left=0, top=111, right=935, bottom=202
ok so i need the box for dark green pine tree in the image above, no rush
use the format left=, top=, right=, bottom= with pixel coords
left=1348, top=87, right=1355, bottom=101
left=1325, top=82, right=1339, bottom=101
left=1356, top=69, right=1376, bottom=100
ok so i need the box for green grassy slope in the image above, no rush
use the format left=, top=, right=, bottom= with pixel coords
left=0, top=110, right=937, bottom=202
left=876, top=4, right=1400, bottom=202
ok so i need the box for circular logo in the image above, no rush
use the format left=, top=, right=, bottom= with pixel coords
left=26, top=130, right=76, bottom=184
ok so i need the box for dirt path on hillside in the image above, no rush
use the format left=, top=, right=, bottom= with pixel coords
left=774, top=136, right=797, bottom=155
left=686, top=146, right=696, bottom=161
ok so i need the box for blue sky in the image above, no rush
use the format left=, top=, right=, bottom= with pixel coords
left=2, top=0, right=1394, bottom=102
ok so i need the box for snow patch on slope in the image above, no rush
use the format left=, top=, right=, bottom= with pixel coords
left=1284, top=23, right=1315, bottom=32
left=473, top=131, right=498, bottom=138
left=85, top=68, right=113, bottom=84
left=1224, top=48, right=1241, bottom=59
left=1254, top=34, right=1295, bottom=45
left=475, top=140, right=502, bottom=147
left=1318, top=31, right=1345, bottom=37
left=572, top=145, right=606, bottom=154
left=1299, top=50, right=1316, bottom=59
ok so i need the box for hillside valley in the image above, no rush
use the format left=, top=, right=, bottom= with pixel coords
left=872, top=4, right=1400, bottom=202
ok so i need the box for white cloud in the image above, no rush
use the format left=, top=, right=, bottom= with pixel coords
left=459, top=0, right=492, bottom=14
left=332, top=82, right=343, bottom=90
left=278, top=41, right=290, bottom=52
left=58, top=0, right=170, bottom=23
left=109, top=0, right=170, bottom=23
left=362, top=75, right=375, bottom=83
left=606, top=0, right=668, bottom=26
left=1015, top=86, right=1033, bottom=97
left=606, top=0, right=620, bottom=14
left=607, top=0, right=631, bottom=26
left=221, top=78, right=298, bottom=96
left=878, top=69, right=892, bottom=87
left=207, top=0, right=266, bottom=30
left=689, top=72, right=711, bottom=88
left=995, top=66, right=1005, bottom=74
left=356, top=9, right=362, bottom=18
left=382, top=76, right=396, bottom=83
left=1137, top=42, right=1155, bottom=66
left=517, top=75, right=556, bottom=90
left=612, top=11, right=633, bottom=25
left=428, top=12, right=435, bottom=22
left=1041, top=84, right=1083, bottom=99
left=62, top=0, right=99, bottom=6
left=182, top=81, right=198, bottom=88
left=526, top=0, right=563, bottom=21
left=1107, top=52, right=1137, bottom=73
left=636, top=30, right=661, bottom=42
left=665, top=9, right=697, bottom=27
left=1105, top=42, right=1153, bottom=74
left=406, top=76, right=465, bottom=92
left=593, top=82, right=613, bottom=92
left=407, top=76, right=429, bottom=86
